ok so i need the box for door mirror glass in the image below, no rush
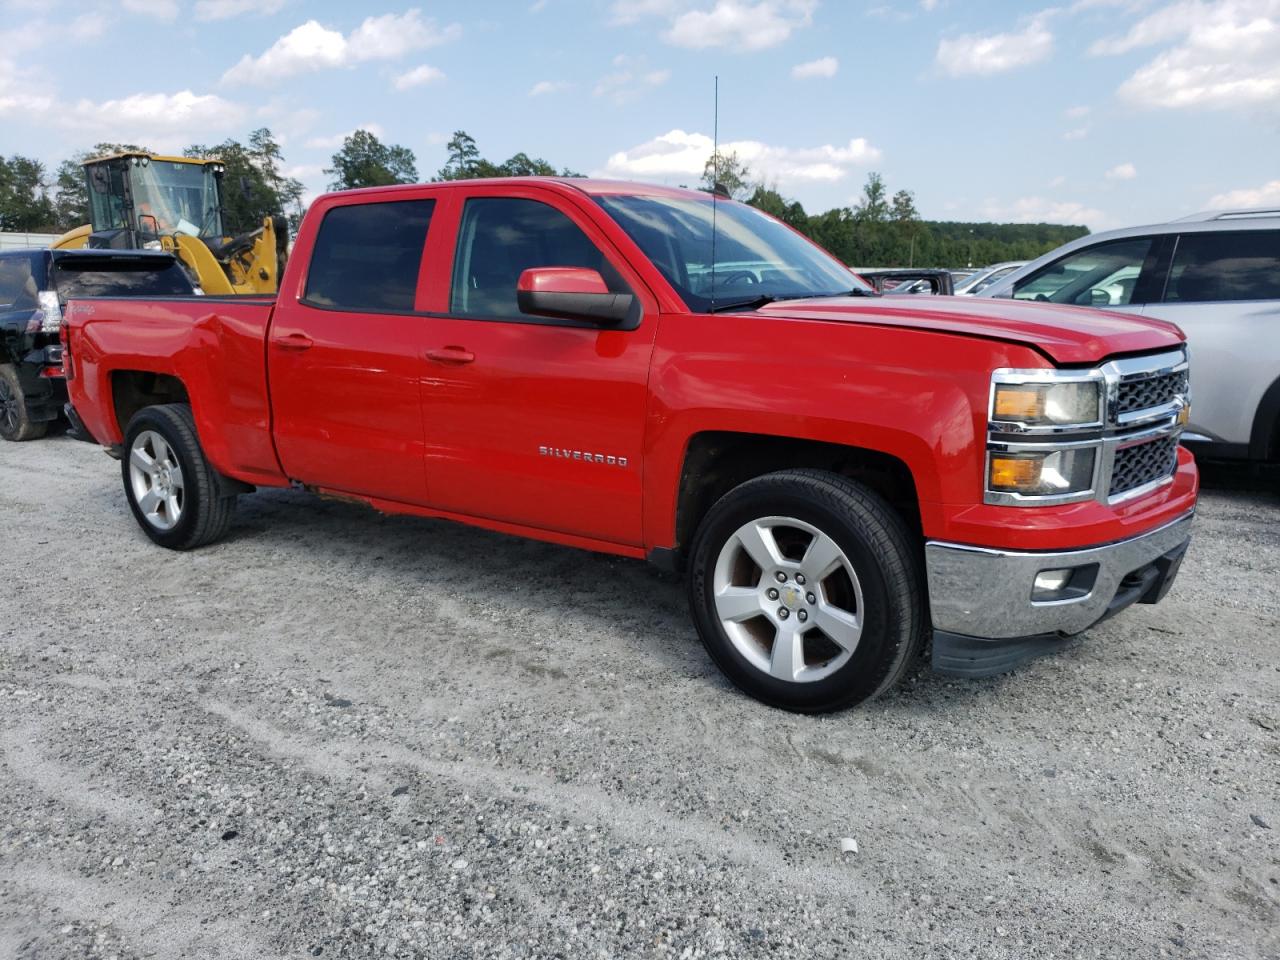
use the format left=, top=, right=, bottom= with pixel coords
left=1089, top=287, right=1111, bottom=306
left=517, top=267, right=634, bottom=325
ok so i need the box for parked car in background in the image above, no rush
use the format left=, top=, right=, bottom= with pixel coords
left=0, top=249, right=195, bottom=440
left=858, top=268, right=954, bottom=295
left=954, top=261, right=1026, bottom=296
left=979, top=209, right=1280, bottom=463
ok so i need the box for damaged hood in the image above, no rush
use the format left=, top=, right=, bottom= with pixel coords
left=754, top=295, right=1184, bottom=365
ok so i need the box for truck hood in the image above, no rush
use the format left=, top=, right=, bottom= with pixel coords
left=755, top=295, right=1184, bottom=365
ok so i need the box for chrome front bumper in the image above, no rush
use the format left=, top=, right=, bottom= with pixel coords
left=925, top=512, right=1194, bottom=675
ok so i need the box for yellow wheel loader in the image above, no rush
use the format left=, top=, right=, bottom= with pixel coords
left=52, top=152, right=287, bottom=295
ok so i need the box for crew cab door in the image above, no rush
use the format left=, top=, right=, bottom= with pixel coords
left=267, top=195, right=436, bottom=504
left=416, top=186, right=658, bottom=547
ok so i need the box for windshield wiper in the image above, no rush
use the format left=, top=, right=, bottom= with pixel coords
left=707, top=294, right=776, bottom=313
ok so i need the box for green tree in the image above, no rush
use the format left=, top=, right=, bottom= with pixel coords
left=746, top=185, right=809, bottom=232
left=53, top=158, right=89, bottom=230
left=890, top=189, right=918, bottom=222
left=853, top=172, right=889, bottom=222
left=187, top=131, right=305, bottom=235
left=0, top=155, right=56, bottom=232
left=435, top=130, right=581, bottom=181
left=325, top=130, right=418, bottom=191
left=701, top=150, right=754, bottom=200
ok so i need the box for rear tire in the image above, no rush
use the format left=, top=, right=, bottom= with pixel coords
left=688, top=469, right=925, bottom=713
left=122, top=404, right=236, bottom=549
left=0, top=364, right=47, bottom=442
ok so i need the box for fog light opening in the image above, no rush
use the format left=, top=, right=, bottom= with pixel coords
left=1031, top=564, right=1099, bottom=603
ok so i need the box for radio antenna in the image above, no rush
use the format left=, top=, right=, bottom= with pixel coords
left=710, top=74, right=719, bottom=308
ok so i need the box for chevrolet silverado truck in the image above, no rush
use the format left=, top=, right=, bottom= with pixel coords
left=62, top=179, right=1198, bottom=712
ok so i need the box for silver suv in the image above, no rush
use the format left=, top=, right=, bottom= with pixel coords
left=979, top=209, right=1280, bottom=462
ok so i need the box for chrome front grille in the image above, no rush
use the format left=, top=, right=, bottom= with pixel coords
left=1109, top=436, right=1179, bottom=498
left=1116, top=369, right=1189, bottom=417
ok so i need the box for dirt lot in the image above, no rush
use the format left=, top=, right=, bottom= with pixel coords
left=1, top=434, right=1277, bottom=959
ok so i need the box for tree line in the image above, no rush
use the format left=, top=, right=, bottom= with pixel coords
left=0, top=129, right=1085, bottom=266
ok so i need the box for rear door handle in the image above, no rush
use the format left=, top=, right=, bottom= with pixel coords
left=274, top=333, right=314, bottom=350
left=425, top=346, right=475, bottom=365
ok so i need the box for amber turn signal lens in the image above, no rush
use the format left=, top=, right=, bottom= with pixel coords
left=993, top=387, right=1044, bottom=420
left=990, top=455, right=1043, bottom=490
left=1177, top=404, right=1190, bottom=426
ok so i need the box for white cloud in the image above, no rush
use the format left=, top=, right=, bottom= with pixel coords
left=1206, top=179, right=1280, bottom=207
left=1065, top=104, right=1090, bottom=117
left=936, top=13, right=1054, bottom=75
left=1092, top=0, right=1280, bottom=110
left=613, top=0, right=816, bottom=50
left=123, top=0, right=178, bottom=19
left=529, top=79, right=570, bottom=96
left=195, top=0, right=286, bottom=20
left=598, top=128, right=880, bottom=189
left=28, top=90, right=244, bottom=149
left=394, top=64, right=445, bottom=90
left=1049, top=175, right=1066, bottom=187
left=223, top=11, right=461, bottom=85
left=1105, top=162, right=1137, bottom=179
left=1063, top=126, right=1089, bottom=139
left=922, top=0, right=940, bottom=9
left=792, top=55, right=838, bottom=78
left=70, top=12, right=111, bottom=41
left=594, top=56, right=671, bottom=103
left=977, top=196, right=1107, bottom=227
left=305, top=123, right=386, bottom=150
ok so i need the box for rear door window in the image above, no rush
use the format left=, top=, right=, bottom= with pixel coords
left=304, top=199, right=435, bottom=313
left=1012, top=238, right=1154, bottom=307
left=52, top=257, right=194, bottom=299
left=1164, top=230, right=1280, bottom=303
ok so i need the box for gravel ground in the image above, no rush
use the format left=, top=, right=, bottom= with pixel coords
left=1, top=434, right=1277, bottom=960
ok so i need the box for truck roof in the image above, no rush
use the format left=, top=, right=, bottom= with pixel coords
left=323, top=178, right=714, bottom=203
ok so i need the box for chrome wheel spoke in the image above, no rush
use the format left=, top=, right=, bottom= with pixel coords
left=811, top=602, right=862, bottom=652
left=166, top=493, right=182, bottom=519
left=801, top=531, right=844, bottom=582
left=714, top=586, right=764, bottom=623
left=130, top=446, right=155, bottom=473
left=734, top=521, right=784, bottom=571
left=138, top=488, right=162, bottom=516
left=769, top=625, right=806, bottom=682
left=168, top=462, right=184, bottom=491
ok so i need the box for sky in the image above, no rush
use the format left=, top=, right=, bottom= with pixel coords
left=0, top=0, right=1276, bottom=232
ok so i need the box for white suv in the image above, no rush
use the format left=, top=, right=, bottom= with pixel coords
left=979, top=209, right=1280, bottom=463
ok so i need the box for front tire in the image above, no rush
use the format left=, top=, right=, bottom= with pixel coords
left=122, top=404, right=236, bottom=549
left=0, top=364, right=47, bottom=442
left=688, top=469, right=925, bottom=713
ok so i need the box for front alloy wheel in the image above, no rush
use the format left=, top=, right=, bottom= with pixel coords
left=712, top=516, right=864, bottom=683
left=689, top=469, right=925, bottom=712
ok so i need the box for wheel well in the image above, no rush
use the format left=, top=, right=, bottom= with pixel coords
left=673, top=432, right=922, bottom=557
left=110, top=371, right=189, bottom=436
left=1250, top=374, right=1280, bottom=461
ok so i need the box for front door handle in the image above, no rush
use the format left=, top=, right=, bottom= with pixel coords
left=425, top=346, right=476, bottom=365
left=274, top=333, right=314, bottom=350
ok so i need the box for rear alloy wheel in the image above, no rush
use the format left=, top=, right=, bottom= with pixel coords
left=122, top=404, right=236, bottom=549
left=689, top=469, right=925, bottom=712
left=0, top=364, right=47, bottom=442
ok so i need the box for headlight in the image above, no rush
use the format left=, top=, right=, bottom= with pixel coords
left=992, top=380, right=1101, bottom=427
left=988, top=447, right=1096, bottom=498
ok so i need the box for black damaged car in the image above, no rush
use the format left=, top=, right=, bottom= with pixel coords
left=0, top=249, right=195, bottom=441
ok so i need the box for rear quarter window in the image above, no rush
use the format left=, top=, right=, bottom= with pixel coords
left=304, top=200, right=435, bottom=313
left=1164, top=230, right=1280, bottom=303
left=0, top=253, right=44, bottom=310
left=53, top=258, right=194, bottom=299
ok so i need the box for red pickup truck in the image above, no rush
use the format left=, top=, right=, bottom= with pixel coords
left=62, top=178, right=1197, bottom=712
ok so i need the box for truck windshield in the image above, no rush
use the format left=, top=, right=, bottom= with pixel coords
left=597, top=195, right=871, bottom=311
left=131, top=161, right=224, bottom=239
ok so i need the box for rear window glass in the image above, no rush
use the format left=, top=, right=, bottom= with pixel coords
left=305, top=200, right=434, bottom=313
left=53, top=258, right=194, bottom=299
left=1165, top=231, right=1280, bottom=303
left=0, top=254, right=43, bottom=309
